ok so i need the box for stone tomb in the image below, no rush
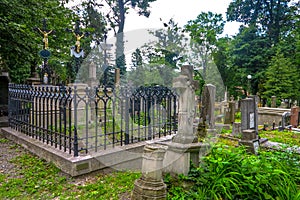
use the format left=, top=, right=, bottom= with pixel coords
left=0, top=73, right=9, bottom=127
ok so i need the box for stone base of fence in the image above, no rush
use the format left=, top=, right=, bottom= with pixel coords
left=0, top=116, right=8, bottom=127
left=0, top=127, right=174, bottom=176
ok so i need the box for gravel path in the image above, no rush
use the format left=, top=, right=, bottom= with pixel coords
left=0, top=134, right=26, bottom=178
left=0, top=132, right=132, bottom=199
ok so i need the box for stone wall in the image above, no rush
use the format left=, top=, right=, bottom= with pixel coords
left=258, top=107, right=290, bottom=126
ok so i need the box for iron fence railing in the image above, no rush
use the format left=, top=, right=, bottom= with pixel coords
left=8, top=84, right=178, bottom=156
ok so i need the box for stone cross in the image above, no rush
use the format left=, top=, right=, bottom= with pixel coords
left=172, top=65, right=198, bottom=144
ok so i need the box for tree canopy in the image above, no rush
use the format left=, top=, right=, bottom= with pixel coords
left=0, top=0, right=76, bottom=83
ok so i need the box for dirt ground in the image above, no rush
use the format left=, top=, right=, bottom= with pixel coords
left=0, top=133, right=131, bottom=199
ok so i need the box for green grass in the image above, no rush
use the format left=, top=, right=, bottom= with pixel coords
left=2, top=129, right=300, bottom=199
left=0, top=138, right=9, bottom=143
left=0, top=152, right=140, bottom=199
left=260, top=130, right=300, bottom=146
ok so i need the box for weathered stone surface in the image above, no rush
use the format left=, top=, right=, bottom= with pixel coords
left=232, top=122, right=241, bottom=137
left=0, top=127, right=174, bottom=177
left=224, top=101, right=235, bottom=124
left=238, top=139, right=259, bottom=155
left=241, top=96, right=258, bottom=135
left=201, top=84, right=216, bottom=129
left=132, top=144, right=167, bottom=200
left=271, top=96, right=276, bottom=108
left=162, top=142, right=210, bottom=176
left=239, top=129, right=259, bottom=154
left=290, top=106, right=299, bottom=128
left=172, top=65, right=198, bottom=144
left=258, top=107, right=290, bottom=126
left=241, top=129, right=257, bottom=140
left=132, top=178, right=167, bottom=200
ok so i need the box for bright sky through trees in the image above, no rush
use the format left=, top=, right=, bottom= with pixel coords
left=125, top=0, right=241, bottom=36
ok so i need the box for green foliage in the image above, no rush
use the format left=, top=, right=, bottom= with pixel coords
left=148, top=18, right=187, bottom=69
left=229, top=25, right=273, bottom=96
left=263, top=50, right=299, bottom=101
left=0, top=154, right=67, bottom=199
left=226, top=0, right=296, bottom=43
left=235, top=112, right=241, bottom=121
left=0, top=0, right=76, bottom=83
left=0, top=138, right=9, bottom=143
left=74, top=171, right=140, bottom=199
left=167, top=145, right=300, bottom=199
left=185, top=12, right=225, bottom=79
left=260, top=130, right=300, bottom=146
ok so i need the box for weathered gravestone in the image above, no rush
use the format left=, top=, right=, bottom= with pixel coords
left=232, top=122, right=242, bottom=137
left=201, top=84, right=216, bottom=130
left=241, top=96, right=259, bottom=135
left=239, top=96, right=259, bottom=154
left=88, top=62, right=98, bottom=87
left=224, top=101, right=236, bottom=125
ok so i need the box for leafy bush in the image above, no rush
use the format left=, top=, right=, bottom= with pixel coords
left=166, top=145, right=300, bottom=199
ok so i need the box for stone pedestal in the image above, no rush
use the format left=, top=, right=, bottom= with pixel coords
left=238, top=129, right=259, bottom=154
left=132, top=144, right=167, bottom=200
left=232, top=122, right=242, bottom=137
left=162, top=142, right=210, bottom=175
left=290, top=106, right=299, bottom=128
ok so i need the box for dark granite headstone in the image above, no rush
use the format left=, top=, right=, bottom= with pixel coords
left=0, top=73, right=9, bottom=127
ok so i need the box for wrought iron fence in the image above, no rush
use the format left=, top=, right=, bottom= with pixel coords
left=8, top=84, right=178, bottom=156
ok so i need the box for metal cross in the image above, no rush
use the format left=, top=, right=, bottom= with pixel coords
left=36, top=18, right=53, bottom=50
left=67, top=20, right=89, bottom=53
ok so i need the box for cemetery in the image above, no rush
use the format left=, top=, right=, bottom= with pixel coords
left=1, top=0, right=300, bottom=199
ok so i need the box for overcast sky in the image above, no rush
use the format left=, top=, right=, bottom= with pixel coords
left=125, top=0, right=241, bottom=36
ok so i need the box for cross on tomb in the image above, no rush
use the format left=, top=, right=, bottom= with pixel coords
left=67, top=20, right=89, bottom=55
left=36, top=19, right=53, bottom=50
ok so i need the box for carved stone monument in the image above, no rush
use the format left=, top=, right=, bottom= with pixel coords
left=132, top=144, right=167, bottom=200
left=224, top=101, right=236, bottom=125
left=162, top=65, right=210, bottom=175
left=172, top=65, right=198, bottom=144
